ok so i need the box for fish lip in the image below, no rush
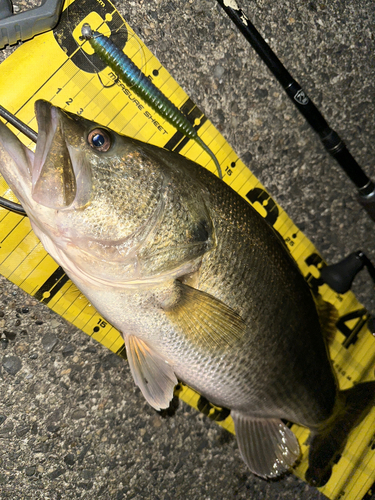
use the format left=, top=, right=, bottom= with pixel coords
left=32, top=100, right=60, bottom=187
left=32, top=100, right=85, bottom=210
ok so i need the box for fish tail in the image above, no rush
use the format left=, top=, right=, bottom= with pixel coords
left=306, top=380, right=375, bottom=487
left=231, top=411, right=300, bottom=479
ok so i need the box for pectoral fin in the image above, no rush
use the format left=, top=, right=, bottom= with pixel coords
left=232, top=411, right=300, bottom=479
left=165, top=281, right=246, bottom=349
left=124, top=335, right=178, bottom=411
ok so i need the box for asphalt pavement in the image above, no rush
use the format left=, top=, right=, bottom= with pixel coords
left=0, top=0, right=374, bottom=499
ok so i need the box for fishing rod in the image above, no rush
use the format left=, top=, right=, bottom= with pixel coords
left=216, top=0, right=375, bottom=223
left=0, top=104, right=35, bottom=216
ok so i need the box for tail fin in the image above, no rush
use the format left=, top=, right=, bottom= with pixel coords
left=231, top=411, right=300, bottom=479
left=306, top=380, right=375, bottom=487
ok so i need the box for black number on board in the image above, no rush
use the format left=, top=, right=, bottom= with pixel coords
left=97, top=318, right=107, bottom=328
left=304, top=252, right=325, bottom=292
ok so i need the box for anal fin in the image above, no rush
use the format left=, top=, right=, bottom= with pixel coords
left=124, top=335, right=178, bottom=411
left=232, top=411, right=300, bottom=479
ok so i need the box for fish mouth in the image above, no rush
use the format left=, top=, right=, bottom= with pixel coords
left=32, top=100, right=78, bottom=209
left=32, top=101, right=60, bottom=187
left=0, top=100, right=91, bottom=214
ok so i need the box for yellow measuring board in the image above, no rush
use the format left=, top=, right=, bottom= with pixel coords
left=0, top=1, right=374, bottom=498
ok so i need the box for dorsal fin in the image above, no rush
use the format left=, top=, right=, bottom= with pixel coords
left=313, top=293, right=338, bottom=343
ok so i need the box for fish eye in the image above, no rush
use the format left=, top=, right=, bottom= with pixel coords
left=88, top=128, right=112, bottom=152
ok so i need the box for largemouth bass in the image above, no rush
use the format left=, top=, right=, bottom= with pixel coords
left=0, top=100, right=374, bottom=487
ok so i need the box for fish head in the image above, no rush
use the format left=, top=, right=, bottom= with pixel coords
left=0, top=100, right=214, bottom=287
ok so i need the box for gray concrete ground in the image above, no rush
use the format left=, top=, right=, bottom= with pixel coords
left=0, top=0, right=374, bottom=499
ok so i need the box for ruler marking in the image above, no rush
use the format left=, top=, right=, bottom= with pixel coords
left=33, top=266, right=69, bottom=303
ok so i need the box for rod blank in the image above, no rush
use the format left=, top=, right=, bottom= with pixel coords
left=216, top=0, right=375, bottom=221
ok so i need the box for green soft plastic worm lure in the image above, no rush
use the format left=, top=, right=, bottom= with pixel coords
left=81, top=23, right=222, bottom=179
